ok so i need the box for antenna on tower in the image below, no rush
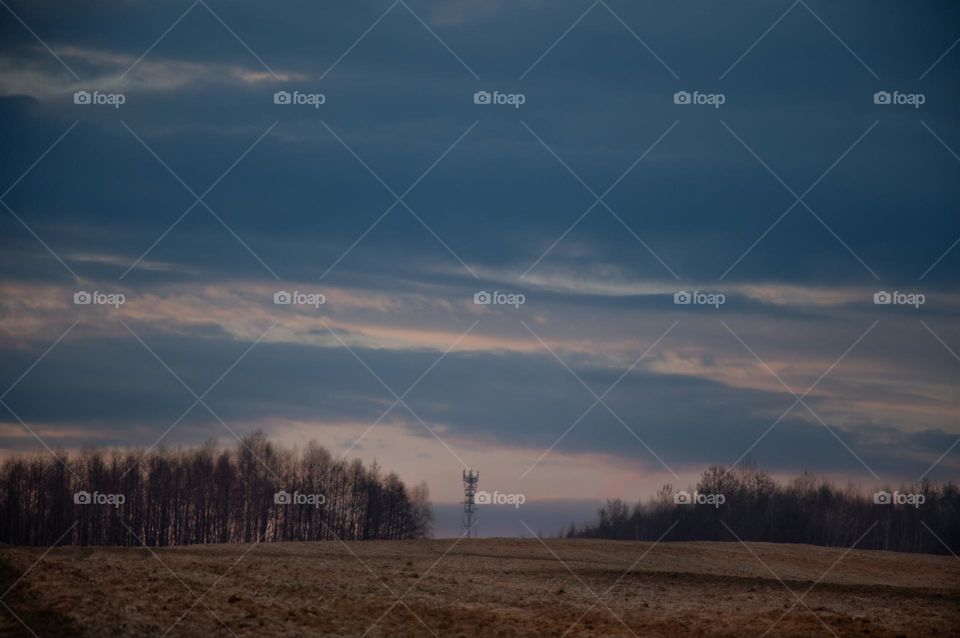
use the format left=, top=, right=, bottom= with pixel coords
left=462, top=469, right=479, bottom=537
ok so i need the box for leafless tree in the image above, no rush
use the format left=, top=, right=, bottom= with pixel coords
left=0, top=433, right=432, bottom=546
left=576, top=464, right=959, bottom=555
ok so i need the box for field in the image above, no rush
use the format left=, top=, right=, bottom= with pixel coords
left=1, top=538, right=957, bottom=637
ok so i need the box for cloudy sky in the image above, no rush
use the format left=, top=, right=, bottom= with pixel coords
left=1, top=0, right=958, bottom=536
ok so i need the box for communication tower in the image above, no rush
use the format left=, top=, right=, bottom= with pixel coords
left=462, top=469, right=479, bottom=537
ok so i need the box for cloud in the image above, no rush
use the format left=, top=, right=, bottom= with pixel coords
left=1, top=0, right=959, bottom=516
left=1, top=317, right=956, bottom=482
left=0, top=45, right=307, bottom=101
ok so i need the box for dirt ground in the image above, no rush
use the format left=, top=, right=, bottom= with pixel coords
left=0, top=537, right=957, bottom=637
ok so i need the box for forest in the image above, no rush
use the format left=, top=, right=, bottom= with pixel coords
left=569, top=464, right=959, bottom=555
left=0, top=433, right=432, bottom=546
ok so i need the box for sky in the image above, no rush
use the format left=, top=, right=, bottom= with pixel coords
left=1, top=0, right=959, bottom=537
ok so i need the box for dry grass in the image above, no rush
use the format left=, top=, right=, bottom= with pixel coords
left=1, top=538, right=957, bottom=637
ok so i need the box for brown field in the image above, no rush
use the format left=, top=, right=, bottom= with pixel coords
left=0, top=538, right=957, bottom=637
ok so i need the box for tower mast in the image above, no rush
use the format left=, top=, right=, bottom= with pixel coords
left=462, top=469, right=479, bottom=537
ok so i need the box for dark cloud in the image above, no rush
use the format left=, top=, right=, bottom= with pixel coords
left=1, top=328, right=954, bottom=480
left=1, top=0, right=959, bottom=523
left=2, top=0, right=959, bottom=286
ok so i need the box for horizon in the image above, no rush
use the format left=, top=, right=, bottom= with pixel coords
left=3, top=436, right=946, bottom=538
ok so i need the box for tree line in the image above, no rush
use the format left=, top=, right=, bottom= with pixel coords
left=568, top=464, right=959, bottom=555
left=0, top=433, right=432, bottom=546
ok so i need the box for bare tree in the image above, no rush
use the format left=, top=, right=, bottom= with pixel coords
left=0, top=433, right=433, bottom=547
left=576, top=465, right=959, bottom=555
